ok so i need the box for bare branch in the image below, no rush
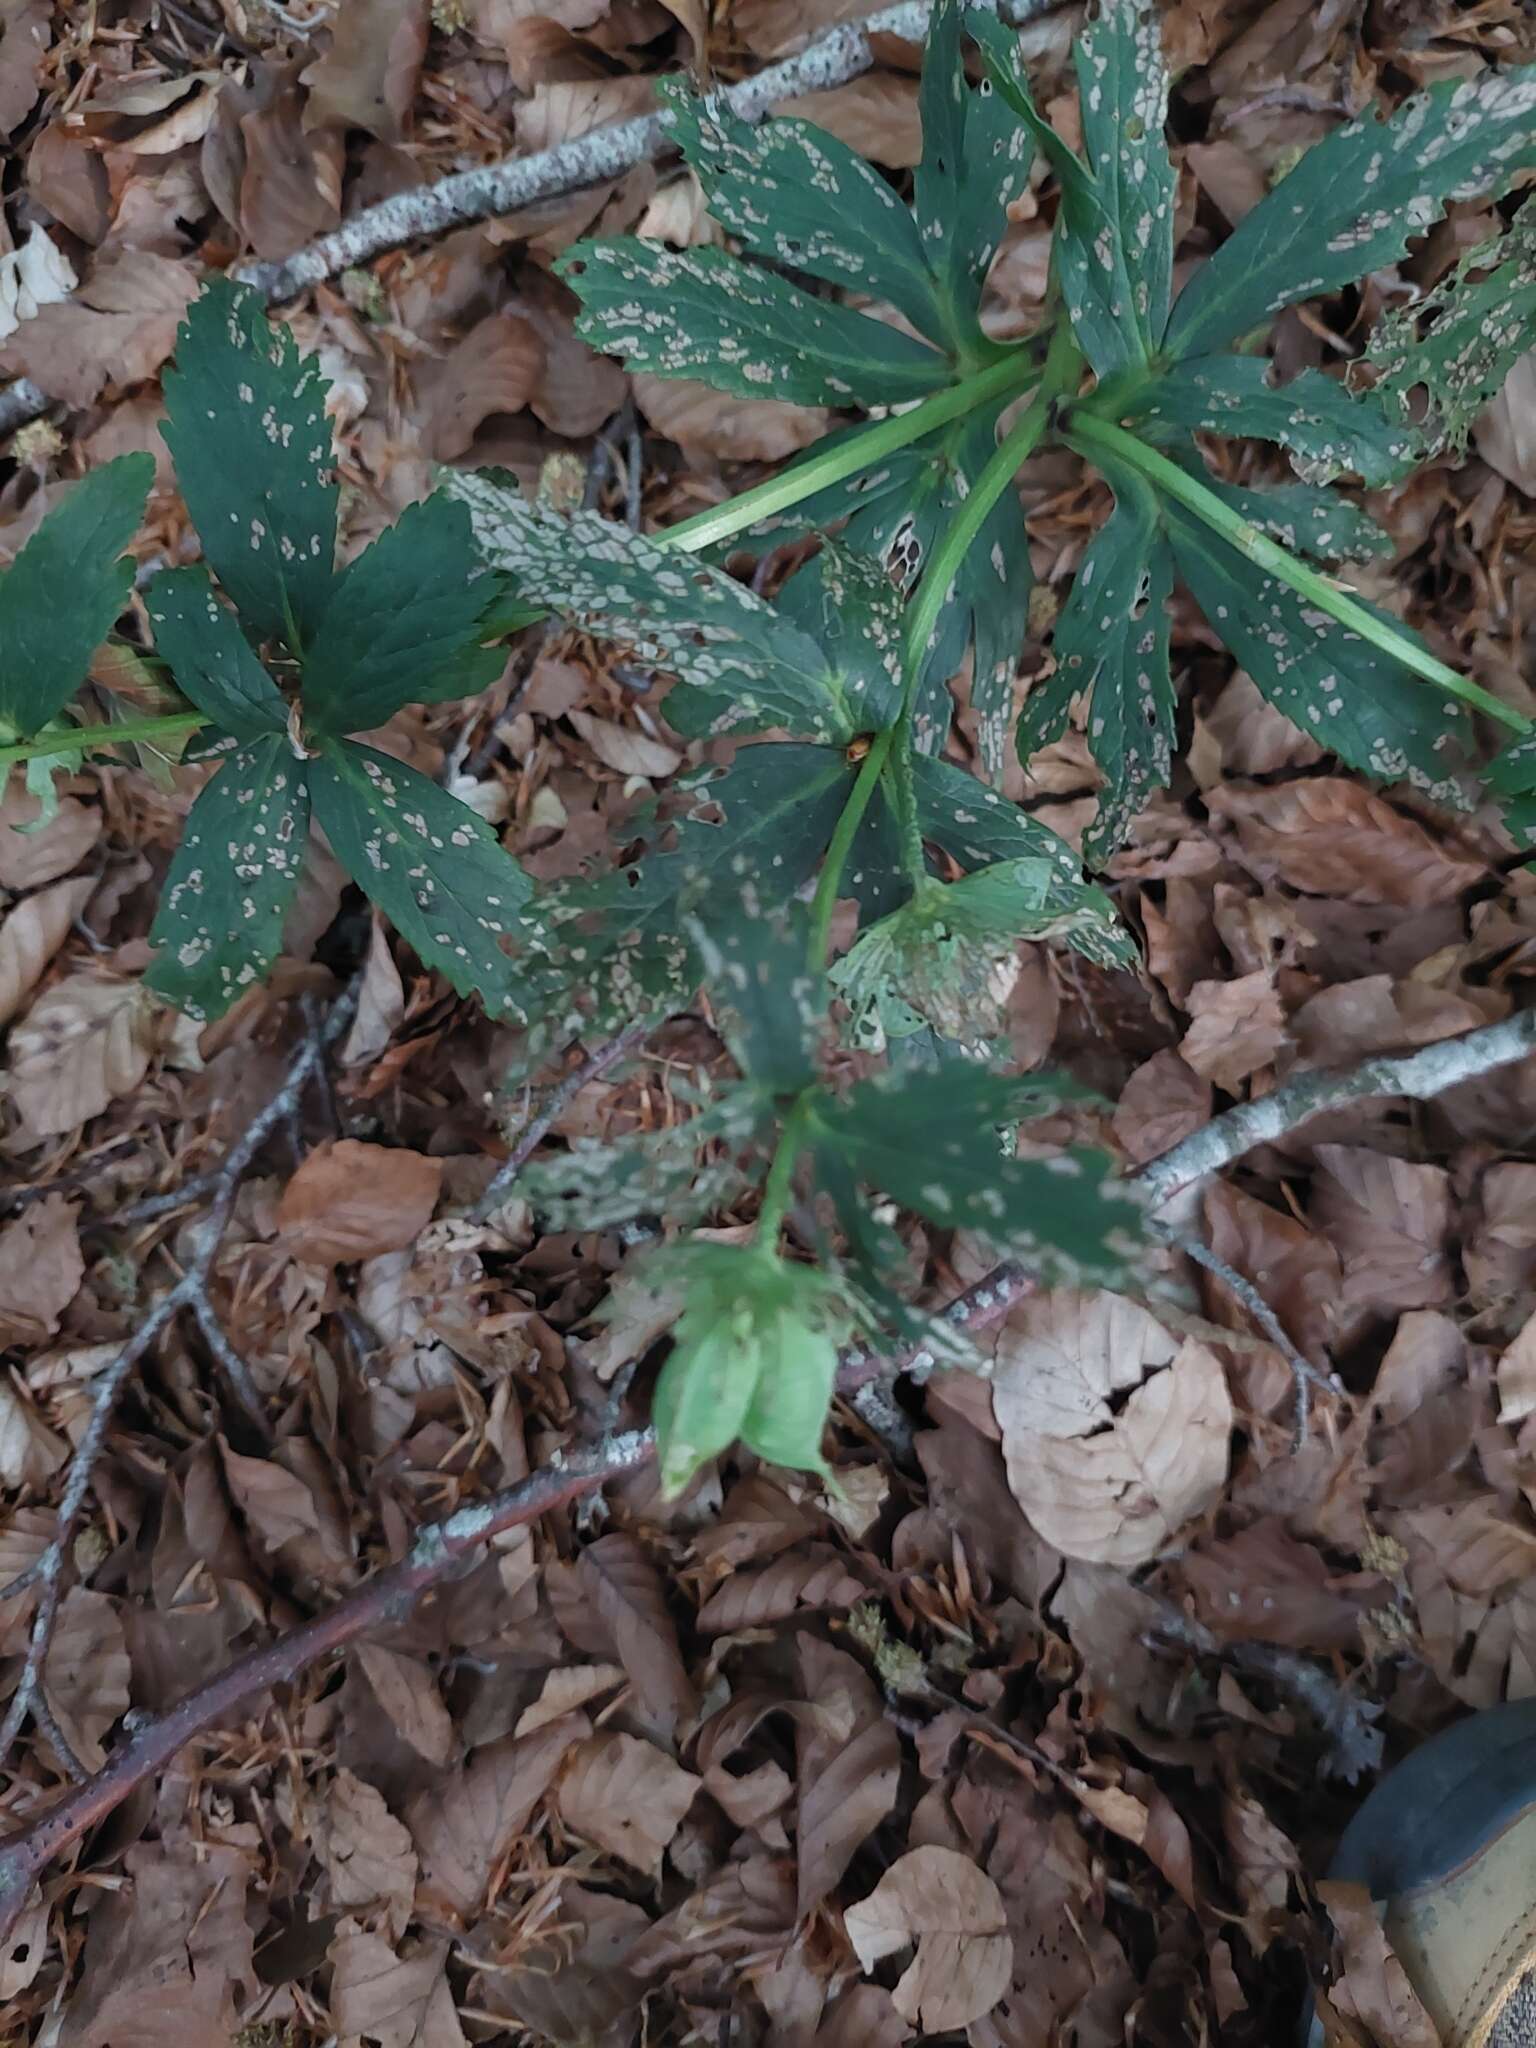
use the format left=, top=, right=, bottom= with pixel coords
left=1135, top=1008, right=1536, bottom=1209
left=470, top=1018, right=652, bottom=1225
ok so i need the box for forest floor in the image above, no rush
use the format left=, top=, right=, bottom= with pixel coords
left=3, top=0, right=1536, bottom=2042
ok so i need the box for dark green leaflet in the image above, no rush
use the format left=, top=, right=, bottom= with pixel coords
left=1190, top=475, right=1392, bottom=564
left=0, top=454, right=152, bottom=736
left=161, top=278, right=338, bottom=649
left=146, top=568, right=288, bottom=740
left=688, top=897, right=826, bottom=1095
left=1164, top=63, right=1536, bottom=361
left=307, top=740, right=530, bottom=1007
left=1486, top=732, right=1536, bottom=847
left=1126, top=356, right=1414, bottom=486
left=302, top=495, right=502, bottom=737
left=1071, top=0, right=1176, bottom=356
left=556, top=238, right=952, bottom=409
left=146, top=734, right=310, bottom=1021
left=518, top=1088, right=771, bottom=1233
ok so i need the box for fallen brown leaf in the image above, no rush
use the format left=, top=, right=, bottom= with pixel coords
left=313, top=1769, right=418, bottom=1941
left=1180, top=969, right=1289, bottom=1091
left=327, top=1924, right=467, bottom=2048
left=4, top=973, right=159, bottom=1138
left=302, top=0, right=430, bottom=140
left=0, top=876, right=97, bottom=1027
left=0, top=1194, right=82, bottom=1346
left=278, top=1140, right=442, bottom=1264
left=353, top=1643, right=455, bottom=1765
left=844, top=1845, right=1012, bottom=2032
left=0, top=785, right=100, bottom=888
left=556, top=1730, right=699, bottom=1873
left=1206, top=779, right=1487, bottom=906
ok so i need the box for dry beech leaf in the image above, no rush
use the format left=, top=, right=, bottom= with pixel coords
left=0, top=874, right=96, bottom=1027
left=844, top=1846, right=1012, bottom=2033
left=1500, top=1310, right=1536, bottom=1426
left=0, top=1377, right=66, bottom=1489
left=555, top=1731, right=699, bottom=1873
left=1316, top=1881, right=1439, bottom=2048
left=301, top=0, right=429, bottom=140
left=994, top=1291, right=1231, bottom=1567
left=278, top=1140, right=442, bottom=1264
left=4, top=974, right=158, bottom=1138
left=42, top=1585, right=129, bottom=1773
left=0, top=1193, right=83, bottom=1344
left=1113, top=1049, right=1212, bottom=1164
left=514, top=1662, right=626, bottom=1736
left=314, top=1769, right=418, bottom=1942
left=340, top=918, right=406, bottom=1069
left=1309, top=1144, right=1451, bottom=1339
left=354, top=1643, right=456, bottom=1765
left=632, top=370, right=830, bottom=464
left=414, top=312, right=545, bottom=462
left=777, top=72, right=923, bottom=166
left=1206, top=779, right=1486, bottom=906
left=327, top=1924, right=467, bottom=2048
left=695, top=1546, right=869, bottom=1631
left=1180, top=970, right=1289, bottom=1091
left=567, top=708, right=682, bottom=781
left=0, top=248, right=195, bottom=406
left=1204, top=1180, right=1341, bottom=1362
left=0, top=785, right=100, bottom=888
left=554, top=1531, right=696, bottom=1741
left=410, top=1715, right=589, bottom=1921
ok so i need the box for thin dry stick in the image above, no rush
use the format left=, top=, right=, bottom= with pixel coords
left=470, top=1018, right=653, bottom=1224
left=0, top=1258, right=1025, bottom=1938
left=0, top=0, right=1061, bottom=438
left=0, top=988, right=358, bottom=1778
left=1171, top=1232, right=1337, bottom=1449
left=1137, top=1007, right=1536, bottom=1208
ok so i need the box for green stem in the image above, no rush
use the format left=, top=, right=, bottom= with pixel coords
left=661, top=343, right=1047, bottom=557
left=755, top=1094, right=813, bottom=1249
left=0, top=710, right=207, bottom=769
left=1066, top=411, right=1533, bottom=737
left=806, top=727, right=895, bottom=968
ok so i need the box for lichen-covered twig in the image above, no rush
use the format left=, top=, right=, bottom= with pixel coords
left=1137, top=1008, right=1536, bottom=1208
left=0, top=986, right=358, bottom=1780
left=1170, top=1231, right=1342, bottom=1448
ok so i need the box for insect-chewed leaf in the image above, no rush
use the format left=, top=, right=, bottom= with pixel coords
left=972, top=13, right=1144, bottom=376
left=1164, top=63, right=1536, bottom=361
left=307, top=740, right=530, bottom=1007
left=650, top=1243, right=849, bottom=1495
left=1126, top=357, right=1414, bottom=486
left=302, top=494, right=503, bottom=736
left=813, top=1068, right=1140, bottom=1284
left=663, top=83, right=942, bottom=344
left=161, top=279, right=338, bottom=649
left=1021, top=467, right=1174, bottom=864
left=811, top=1141, right=980, bottom=1369
left=752, top=405, right=1030, bottom=776
left=554, top=237, right=951, bottom=409
left=525, top=741, right=858, bottom=1034
left=1164, top=503, right=1469, bottom=807
left=518, top=1087, right=771, bottom=1233
left=146, top=733, right=310, bottom=1021
left=1071, top=0, right=1176, bottom=355
left=688, top=894, right=826, bottom=1095
left=1364, top=194, right=1536, bottom=463
left=775, top=545, right=904, bottom=734
left=447, top=476, right=863, bottom=743
left=0, top=454, right=153, bottom=738
left=146, top=567, right=288, bottom=740
left=916, top=0, right=1031, bottom=349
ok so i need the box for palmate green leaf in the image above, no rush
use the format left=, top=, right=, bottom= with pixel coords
left=308, top=740, right=531, bottom=1007
left=146, top=568, right=288, bottom=740
left=147, top=733, right=310, bottom=1021
left=1164, top=502, right=1470, bottom=807
left=1020, top=466, right=1175, bottom=863
left=750, top=405, right=1030, bottom=776
left=650, top=1243, right=849, bottom=1495
left=447, top=476, right=874, bottom=743
left=1485, top=731, right=1536, bottom=846
left=1165, top=63, right=1536, bottom=362
left=916, top=0, right=1032, bottom=351
left=663, top=82, right=942, bottom=343
left=1196, top=475, right=1392, bottom=564
left=302, top=495, right=504, bottom=736
left=555, top=237, right=951, bottom=410
left=1365, top=193, right=1536, bottom=464
left=1126, top=357, right=1414, bottom=486
left=811, top=1142, right=980, bottom=1370
left=519, top=742, right=860, bottom=1033
left=0, top=453, right=152, bottom=737
left=812, top=1067, right=1141, bottom=1285
left=162, top=279, right=338, bottom=650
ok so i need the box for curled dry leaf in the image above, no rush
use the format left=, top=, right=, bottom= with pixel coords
left=0, top=1377, right=66, bottom=1489
left=844, top=1845, right=1013, bottom=2033
left=410, top=1714, right=588, bottom=1921
left=993, top=1291, right=1231, bottom=1568
left=1180, top=970, right=1289, bottom=1092
left=41, top=1586, right=130, bottom=1774
left=3, top=973, right=158, bottom=1138
left=1499, top=1309, right=1536, bottom=1426
left=1316, top=1881, right=1439, bottom=2048
left=514, top=1662, right=626, bottom=1736
left=277, top=1139, right=443, bottom=1265
left=0, top=875, right=96, bottom=1027
left=301, top=0, right=430, bottom=141
left=567, top=708, right=683, bottom=781
left=1206, top=779, right=1486, bottom=907
left=1112, top=1049, right=1212, bottom=1164
left=414, top=312, right=545, bottom=462
left=0, top=248, right=195, bottom=406
left=340, top=918, right=406, bottom=1069
left=555, top=1730, right=700, bottom=1874
left=327, top=1925, right=467, bottom=2048
left=0, top=1193, right=83, bottom=1345
left=353, top=1643, right=455, bottom=1765
left=313, top=1769, right=418, bottom=1942
left=1309, top=1144, right=1452, bottom=1340
left=632, top=370, right=830, bottom=464
left=0, top=784, right=100, bottom=888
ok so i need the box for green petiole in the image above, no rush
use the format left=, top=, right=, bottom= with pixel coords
left=0, top=709, right=207, bottom=769
left=1066, top=410, right=1534, bottom=737
left=754, top=1093, right=814, bottom=1247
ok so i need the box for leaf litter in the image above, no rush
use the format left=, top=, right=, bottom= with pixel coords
left=3, top=0, right=1536, bottom=2041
